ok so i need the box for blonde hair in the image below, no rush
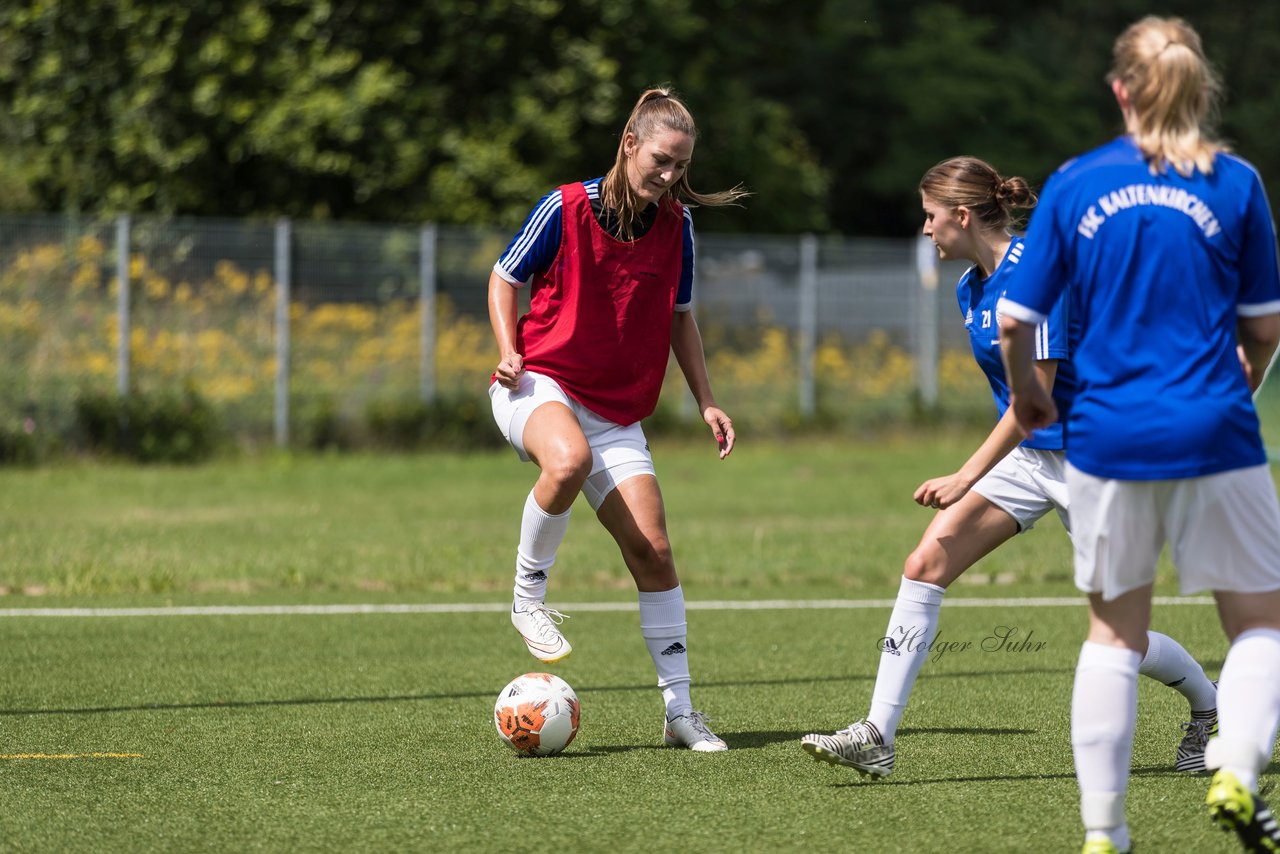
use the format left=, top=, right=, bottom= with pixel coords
left=919, top=156, right=1037, bottom=232
left=600, top=87, right=749, bottom=240
left=1108, top=16, right=1226, bottom=177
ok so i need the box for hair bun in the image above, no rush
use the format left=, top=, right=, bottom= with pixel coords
left=996, top=176, right=1037, bottom=210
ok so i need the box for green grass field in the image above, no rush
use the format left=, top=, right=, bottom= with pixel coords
left=0, top=435, right=1273, bottom=852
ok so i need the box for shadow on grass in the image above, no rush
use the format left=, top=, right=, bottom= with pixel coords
left=899, top=726, right=1036, bottom=737
left=0, top=666, right=1074, bottom=718
left=725, top=726, right=1039, bottom=751
left=514, top=750, right=618, bottom=759
left=499, top=725, right=1042, bottom=754
left=828, top=771, right=1079, bottom=787
left=825, top=762, right=1280, bottom=788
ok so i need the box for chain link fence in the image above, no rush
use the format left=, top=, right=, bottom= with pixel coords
left=1, top=212, right=1276, bottom=456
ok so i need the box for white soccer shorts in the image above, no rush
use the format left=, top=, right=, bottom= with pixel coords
left=1067, top=462, right=1280, bottom=600
left=489, top=370, right=655, bottom=510
left=972, top=446, right=1072, bottom=534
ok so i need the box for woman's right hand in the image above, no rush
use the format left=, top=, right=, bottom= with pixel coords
left=1010, top=383, right=1058, bottom=437
left=494, top=353, right=525, bottom=390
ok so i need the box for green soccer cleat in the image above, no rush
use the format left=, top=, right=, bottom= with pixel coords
left=1206, top=769, right=1280, bottom=853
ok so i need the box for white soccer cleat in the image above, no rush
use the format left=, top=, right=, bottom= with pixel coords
left=800, top=719, right=895, bottom=777
left=1175, top=716, right=1216, bottom=773
left=511, top=601, right=572, bottom=663
left=663, top=711, right=728, bottom=752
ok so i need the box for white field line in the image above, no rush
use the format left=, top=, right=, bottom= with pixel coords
left=0, top=596, right=1213, bottom=618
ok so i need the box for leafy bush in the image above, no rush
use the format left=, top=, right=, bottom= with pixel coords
left=74, top=387, right=224, bottom=463
left=0, top=419, right=46, bottom=466
left=294, top=396, right=358, bottom=452
left=365, top=394, right=504, bottom=452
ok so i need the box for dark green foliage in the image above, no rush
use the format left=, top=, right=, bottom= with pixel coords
left=294, top=396, right=356, bottom=453
left=74, top=387, right=223, bottom=463
left=640, top=399, right=694, bottom=438
left=364, top=394, right=505, bottom=452
left=0, top=420, right=43, bottom=466
left=2, top=2, right=1278, bottom=235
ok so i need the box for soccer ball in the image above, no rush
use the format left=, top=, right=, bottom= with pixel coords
left=494, top=672, right=580, bottom=757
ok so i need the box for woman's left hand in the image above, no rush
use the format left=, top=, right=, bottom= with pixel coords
left=702, top=406, right=735, bottom=460
left=913, top=472, right=973, bottom=510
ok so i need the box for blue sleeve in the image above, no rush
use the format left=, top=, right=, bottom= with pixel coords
left=1237, top=167, right=1280, bottom=312
left=494, top=188, right=564, bottom=285
left=675, top=207, right=695, bottom=310
left=1038, top=286, right=1071, bottom=360
left=1001, top=172, right=1072, bottom=321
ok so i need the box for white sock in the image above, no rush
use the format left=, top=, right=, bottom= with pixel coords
left=1139, top=630, right=1217, bottom=713
left=866, top=577, right=945, bottom=743
left=512, top=489, right=571, bottom=604
left=1205, top=627, right=1280, bottom=792
left=639, top=585, right=692, bottom=720
left=1073, top=642, right=1140, bottom=840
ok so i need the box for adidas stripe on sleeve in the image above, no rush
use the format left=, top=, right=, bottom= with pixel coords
left=494, top=187, right=566, bottom=285
left=675, top=207, right=695, bottom=311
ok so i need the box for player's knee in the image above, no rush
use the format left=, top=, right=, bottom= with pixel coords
left=628, top=534, right=674, bottom=577
left=903, top=546, right=945, bottom=585
left=543, top=448, right=592, bottom=490
left=643, top=535, right=674, bottom=570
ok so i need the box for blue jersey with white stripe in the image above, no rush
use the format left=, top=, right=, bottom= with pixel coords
left=959, top=237, right=1075, bottom=450
left=494, top=177, right=697, bottom=311
left=998, top=136, right=1280, bottom=479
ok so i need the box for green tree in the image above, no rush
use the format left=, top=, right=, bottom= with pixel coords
left=3, top=1, right=1279, bottom=236
left=0, top=0, right=829, bottom=232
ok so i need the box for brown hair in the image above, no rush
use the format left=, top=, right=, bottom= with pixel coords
left=918, top=156, right=1037, bottom=232
left=1108, top=16, right=1226, bottom=177
left=599, top=87, right=749, bottom=240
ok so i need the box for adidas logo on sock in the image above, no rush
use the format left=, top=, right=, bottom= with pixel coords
left=521, top=570, right=547, bottom=581
left=660, top=642, right=687, bottom=656
left=881, top=637, right=901, bottom=656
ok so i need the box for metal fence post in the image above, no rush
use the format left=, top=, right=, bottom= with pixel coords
left=274, top=218, right=292, bottom=447
left=798, top=233, right=818, bottom=420
left=914, top=234, right=940, bottom=408
left=115, top=215, right=131, bottom=396
left=420, top=224, right=438, bottom=403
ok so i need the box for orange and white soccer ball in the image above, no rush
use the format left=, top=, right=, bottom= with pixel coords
left=494, top=672, right=580, bottom=757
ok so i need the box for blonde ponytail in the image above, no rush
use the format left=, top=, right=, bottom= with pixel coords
left=1108, top=17, right=1226, bottom=177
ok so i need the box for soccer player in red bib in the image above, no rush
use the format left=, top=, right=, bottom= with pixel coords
left=488, top=87, right=747, bottom=752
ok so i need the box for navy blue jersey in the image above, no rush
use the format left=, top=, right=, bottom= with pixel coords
left=494, top=177, right=697, bottom=311
left=959, top=237, right=1076, bottom=450
left=999, top=136, right=1280, bottom=479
